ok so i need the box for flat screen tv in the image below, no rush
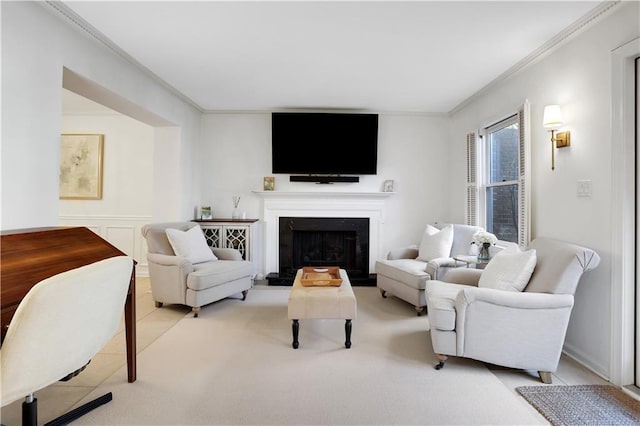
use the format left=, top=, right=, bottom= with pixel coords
left=272, top=112, right=378, bottom=175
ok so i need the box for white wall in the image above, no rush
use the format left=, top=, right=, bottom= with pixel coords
left=1, top=1, right=201, bottom=230
left=199, top=112, right=452, bottom=277
left=59, top=112, right=154, bottom=272
left=448, top=2, right=640, bottom=378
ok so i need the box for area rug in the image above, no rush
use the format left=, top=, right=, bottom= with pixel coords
left=71, top=287, right=544, bottom=425
left=516, top=384, right=640, bottom=425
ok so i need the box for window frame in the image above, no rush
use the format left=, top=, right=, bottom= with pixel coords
left=466, top=101, right=531, bottom=248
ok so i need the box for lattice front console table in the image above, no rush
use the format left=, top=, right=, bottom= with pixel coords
left=193, top=219, right=259, bottom=279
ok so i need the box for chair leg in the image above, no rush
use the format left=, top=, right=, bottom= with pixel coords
left=155, top=301, right=163, bottom=308
left=415, top=306, right=425, bottom=316
left=192, top=307, right=200, bottom=318
left=379, top=289, right=387, bottom=298
left=538, top=371, right=553, bottom=384
left=44, top=392, right=112, bottom=426
left=22, top=394, right=37, bottom=426
left=435, top=354, right=448, bottom=370
left=242, top=290, right=248, bottom=301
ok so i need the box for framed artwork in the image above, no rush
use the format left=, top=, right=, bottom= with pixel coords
left=59, top=134, right=104, bottom=200
left=263, top=176, right=275, bottom=191
left=383, top=179, right=394, bottom=192
left=201, top=206, right=212, bottom=220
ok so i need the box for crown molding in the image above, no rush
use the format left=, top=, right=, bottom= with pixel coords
left=43, top=0, right=204, bottom=113
left=449, top=1, right=621, bottom=116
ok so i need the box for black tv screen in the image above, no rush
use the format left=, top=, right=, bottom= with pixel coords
left=272, top=112, right=378, bottom=175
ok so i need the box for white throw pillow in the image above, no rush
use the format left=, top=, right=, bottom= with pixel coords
left=478, top=249, right=537, bottom=292
left=417, top=224, right=454, bottom=262
left=165, top=226, right=217, bottom=264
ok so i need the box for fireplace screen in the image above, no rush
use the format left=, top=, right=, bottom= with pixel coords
left=279, top=217, right=369, bottom=279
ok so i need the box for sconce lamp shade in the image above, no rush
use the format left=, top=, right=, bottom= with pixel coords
left=543, top=105, right=564, bottom=129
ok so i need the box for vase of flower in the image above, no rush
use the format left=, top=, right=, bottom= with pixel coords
left=472, top=230, right=497, bottom=261
left=478, top=242, right=491, bottom=261
left=232, top=196, right=241, bottom=219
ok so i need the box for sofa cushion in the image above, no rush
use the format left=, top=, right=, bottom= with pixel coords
left=166, top=225, right=218, bottom=264
left=187, top=260, right=253, bottom=291
left=478, top=249, right=537, bottom=292
left=426, top=281, right=471, bottom=331
left=417, top=224, right=453, bottom=262
left=375, top=259, right=432, bottom=290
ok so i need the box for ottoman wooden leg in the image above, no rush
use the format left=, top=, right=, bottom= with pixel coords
left=292, top=319, right=299, bottom=349
left=345, top=319, right=352, bottom=348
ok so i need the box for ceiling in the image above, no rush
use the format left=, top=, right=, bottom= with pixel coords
left=60, top=1, right=603, bottom=114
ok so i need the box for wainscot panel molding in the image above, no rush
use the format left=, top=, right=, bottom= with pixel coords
left=58, top=215, right=152, bottom=276
left=253, top=191, right=394, bottom=278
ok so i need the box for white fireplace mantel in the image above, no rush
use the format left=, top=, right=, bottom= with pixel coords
left=253, top=191, right=394, bottom=277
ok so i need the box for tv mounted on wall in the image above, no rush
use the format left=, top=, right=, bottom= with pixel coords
left=271, top=112, right=378, bottom=182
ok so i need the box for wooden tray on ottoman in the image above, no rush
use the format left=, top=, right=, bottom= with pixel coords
left=301, top=267, right=343, bottom=287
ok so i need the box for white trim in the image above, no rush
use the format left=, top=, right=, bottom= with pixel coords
left=610, top=37, right=640, bottom=387
left=258, top=194, right=388, bottom=276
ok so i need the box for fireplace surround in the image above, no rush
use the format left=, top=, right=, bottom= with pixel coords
left=255, top=191, right=392, bottom=285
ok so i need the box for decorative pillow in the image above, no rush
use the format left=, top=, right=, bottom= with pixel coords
left=478, top=249, right=537, bottom=292
left=417, top=224, right=454, bottom=262
left=165, top=226, right=217, bottom=264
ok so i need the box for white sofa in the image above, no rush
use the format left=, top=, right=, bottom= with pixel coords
left=141, top=222, right=253, bottom=317
left=426, top=237, right=600, bottom=383
left=375, top=224, right=483, bottom=315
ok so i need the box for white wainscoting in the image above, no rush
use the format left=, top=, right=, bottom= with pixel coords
left=58, top=215, right=152, bottom=276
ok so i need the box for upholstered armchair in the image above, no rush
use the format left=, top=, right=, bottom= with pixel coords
left=141, top=222, right=253, bottom=317
left=375, top=223, right=483, bottom=315
left=425, top=237, right=600, bottom=383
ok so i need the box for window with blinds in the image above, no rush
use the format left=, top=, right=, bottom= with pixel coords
left=466, top=101, right=530, bottom=248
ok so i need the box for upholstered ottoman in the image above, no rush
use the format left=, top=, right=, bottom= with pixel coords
left=287, top=268, right=357, bottom=349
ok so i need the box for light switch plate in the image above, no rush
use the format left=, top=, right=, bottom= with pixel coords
left=577, top=180, right=592, bottom=197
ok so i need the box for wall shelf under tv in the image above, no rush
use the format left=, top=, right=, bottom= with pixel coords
left=289, top=175, right=359, bottom=184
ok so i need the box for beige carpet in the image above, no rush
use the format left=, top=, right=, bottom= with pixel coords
left=74, top=287, right=544, bottom=425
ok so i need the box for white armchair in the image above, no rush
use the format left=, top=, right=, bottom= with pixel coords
left=426, top=237, right=600, bottom=383
left=141, top=222, right=253, bottom=317
left=375, top=223, right=483, bottom=315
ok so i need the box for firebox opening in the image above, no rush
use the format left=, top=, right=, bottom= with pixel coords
left=271, top=216, right=372, bottom=285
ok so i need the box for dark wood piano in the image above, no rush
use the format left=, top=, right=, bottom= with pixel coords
left=1, top=227, right=137, bottom=382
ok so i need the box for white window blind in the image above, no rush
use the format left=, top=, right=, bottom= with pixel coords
left=466, top=131, right=478, bottom=226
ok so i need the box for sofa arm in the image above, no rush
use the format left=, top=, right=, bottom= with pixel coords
left=147, top=252, right=193, bottom=269
left=387, top=246, right=418, bottom=260
left=454, top=288, right=574, bottom=371
left=212, top=247, right=243, bottom=261
left=443, top=268, right=482, bottom=286
left=457, top=287, right=574, bottom=310
left=425, top=257, right=457, bottom=280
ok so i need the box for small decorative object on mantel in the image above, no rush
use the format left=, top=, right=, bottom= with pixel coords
left=232, top=196, right=241, bottom=219
left=200, top=206, right=212, bottom=220
left=263, top=176, right=275, bottom=191
left=383, top=179, right=394, bottom=192
left=472, top=231, right=498, bottom=261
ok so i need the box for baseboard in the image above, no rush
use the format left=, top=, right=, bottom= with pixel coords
left=562, top=342, right=610, bottom=382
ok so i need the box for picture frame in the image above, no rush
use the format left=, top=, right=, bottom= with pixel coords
left=263, top=176, right=275, bottom=191
left=201, top=206, right=212, bottom=220
left=383, top=179, right=394, bottom=192
left=59, top=134, right=104, bottom=200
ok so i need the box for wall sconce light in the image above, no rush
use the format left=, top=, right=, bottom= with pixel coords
left=542, top=105, right=571, bottom=170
